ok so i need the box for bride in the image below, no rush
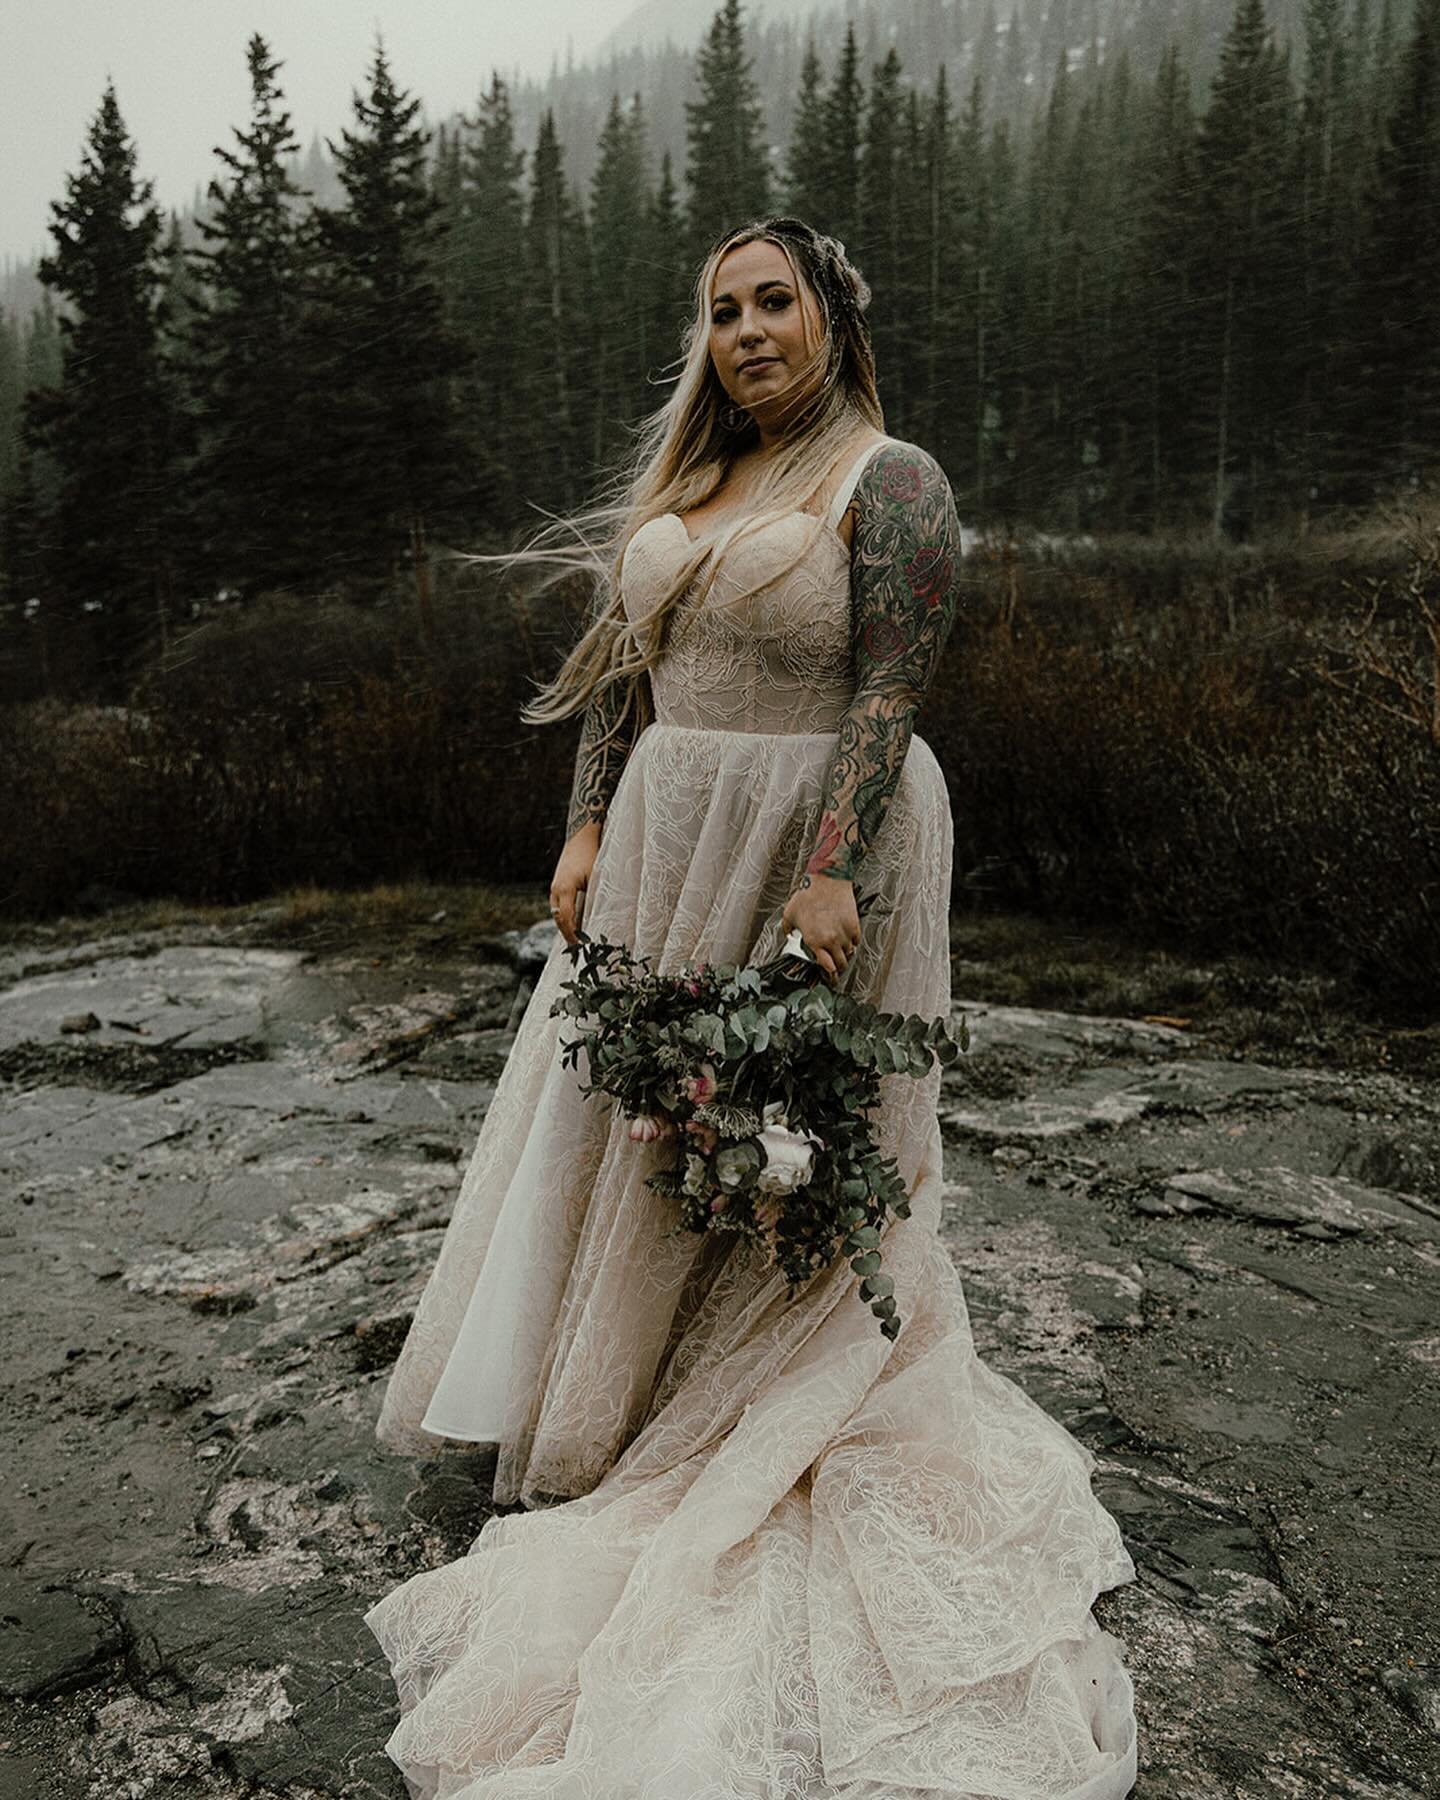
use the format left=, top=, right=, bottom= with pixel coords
left=364, top=214, right=1139, bottom=1799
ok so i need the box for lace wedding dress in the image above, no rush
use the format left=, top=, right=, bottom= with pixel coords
left=364, top=436, right=1139, bottom=1799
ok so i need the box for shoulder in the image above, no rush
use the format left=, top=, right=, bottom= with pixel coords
left=849, top=439, right=960, bottom=559
left=854, top=437, right=952, bottom=506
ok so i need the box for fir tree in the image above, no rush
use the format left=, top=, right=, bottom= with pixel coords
left=524, top=110, right=592, bottom=510
left=1353, top=0, right=1440, bottom=486
left=31, top=81, right=174, bottom=686
left=819, top=23, right=865, bottom=245
left=785, top=38, right=829, bottom=221
left=1114, top=43, right=1206, bottom=529
left=456, top=74, right=528, bottom=523
left=685, top=0, right=771, bottom=262
left=589, top=92, right=654, bottom=467
left=1193, top=0, right=1299, bottom=535
left=187, top=34, right=315, bottom=596
left=0, top=312, right=22, bottom=503
left=646, top=149, right=694, bottom=381
left=857, top=49, right=906, bottom=416
left=1294, top=0, right=1357, bottom=505
left=890, top=89, right=931, bottom=444
left=308, top=40, right=472, bottom=611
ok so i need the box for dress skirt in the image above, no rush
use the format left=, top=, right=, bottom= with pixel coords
left=363, top=721, right=1138, bottom=1799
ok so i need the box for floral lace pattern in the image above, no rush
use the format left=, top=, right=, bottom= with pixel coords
left=365, top=443, right=1139, bottom=1798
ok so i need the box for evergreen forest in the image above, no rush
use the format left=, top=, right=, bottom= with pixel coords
left=1, top=0, right=1438, bottom=694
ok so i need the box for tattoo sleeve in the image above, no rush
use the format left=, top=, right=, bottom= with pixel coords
left=803, top=445, right=962, bottom=885
left=565, top=666, right=651, bottom=839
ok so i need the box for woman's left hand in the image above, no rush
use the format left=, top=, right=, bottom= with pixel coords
left=781, top=876, right=862, bottom=984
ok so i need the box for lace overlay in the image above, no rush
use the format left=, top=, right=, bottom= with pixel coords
left=365, top=441, right=1139, bottom=1798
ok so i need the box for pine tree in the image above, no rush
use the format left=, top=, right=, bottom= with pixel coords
left=1353, top=0, right=1440, bottom=487
left=1193, top=0, right=1299, bottom=536
left=31, top=81, right=174, bottom=687
left=456, top=74, right=528, bottom=524
left=891, top=89, right=931, bottom=444
left=785, top=38, right=829, bottom=221
left=646, top=149, right=694, bottom=381
left=685, top=0, right=771, bottom=263
left=819, top=23, right=865, bottom=245
left=0, top=312, right=22, bottom=504
left=913, top=67, right=971, bottom=480
left=589, top=92, right=653, bottom=467
left=524, top=110, right=592, bottom=510
left=1292, top=0, right=1357, bottom=506
left=308, top=40, right=472, bottom=612
left=857, top=49, right=906, bottom=417
left=950, top=75, right=1002, bottom=510
left=1113, top=43, right=1206, bottom=529
left=187, top=34, right=315, bottom=596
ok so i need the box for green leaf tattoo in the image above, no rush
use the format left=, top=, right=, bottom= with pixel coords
left=566, top=669, right=650, bottom=839
left=802, top=443, right=962, bottom=886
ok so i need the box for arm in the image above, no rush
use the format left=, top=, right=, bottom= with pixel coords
left=565, top=666, right=651, bottom=840
left=802, top=443, right=962, bottom=885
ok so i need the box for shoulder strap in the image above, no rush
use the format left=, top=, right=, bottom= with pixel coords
left=825, top=435, right=893, bottom=529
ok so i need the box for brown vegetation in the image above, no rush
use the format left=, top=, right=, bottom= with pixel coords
left=3, top=527, right=1438, bottom=1012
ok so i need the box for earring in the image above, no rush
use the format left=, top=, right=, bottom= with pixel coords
left=720, top=402, right=750, bottom=432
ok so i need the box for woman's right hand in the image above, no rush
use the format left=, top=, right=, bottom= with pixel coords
left=550, top=820, right=601, bottom=944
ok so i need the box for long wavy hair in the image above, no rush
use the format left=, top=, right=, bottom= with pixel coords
left=468, top=215, right=885, bottom=756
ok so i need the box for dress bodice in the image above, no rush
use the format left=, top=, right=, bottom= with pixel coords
left=620, top=436, right=895, bottom=736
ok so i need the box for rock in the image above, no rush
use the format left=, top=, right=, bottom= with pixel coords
left=951, top=1000, right=1190, bottom=1061
left=941, top=1059, right=1327, bottom=1145
left=0, top=1576, right=119, bottom=1701
left=1159, top=1167, right=1437, bottom=1241
left=516, top=918, right=562, bottom=973
left=0, top=946, right=304, bottom=1053
left=1381, top=1666, right=1440, bottom=1736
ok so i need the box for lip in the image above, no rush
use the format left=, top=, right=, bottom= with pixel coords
left=737, top=357, right=779, bottom=376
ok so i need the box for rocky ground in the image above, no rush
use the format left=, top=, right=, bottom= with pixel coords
left=0, top=892, right=1437, bottom=1799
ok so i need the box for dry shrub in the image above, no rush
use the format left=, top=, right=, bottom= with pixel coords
left=4, top=535, right=1438, bottom=1010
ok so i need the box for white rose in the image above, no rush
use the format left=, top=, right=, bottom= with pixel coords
left=754, top=1103, right=821, bottom=1197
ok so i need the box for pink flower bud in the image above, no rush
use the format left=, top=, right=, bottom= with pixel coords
left=682, top=1061, right=718, bottom=1104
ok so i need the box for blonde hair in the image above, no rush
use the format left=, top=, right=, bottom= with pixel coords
left=463, top=216, right=884, bottom=757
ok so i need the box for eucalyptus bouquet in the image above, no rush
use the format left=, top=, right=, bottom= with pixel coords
left=550, top=920, right=967, bottom=1339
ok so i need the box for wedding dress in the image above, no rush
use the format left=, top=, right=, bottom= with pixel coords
left=364, top=435, right=1139, bottom=1799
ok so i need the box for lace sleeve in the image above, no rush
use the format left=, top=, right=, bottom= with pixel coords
left=565, top=666, right=652, bottom=839
left=801, top=443, right=962, bottom=884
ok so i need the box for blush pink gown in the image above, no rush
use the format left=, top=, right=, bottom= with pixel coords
left=363, top=436, right=1139, bottom=1799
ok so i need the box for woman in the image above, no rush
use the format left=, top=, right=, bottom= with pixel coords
left=364, top=216, right=1139, bottom=1799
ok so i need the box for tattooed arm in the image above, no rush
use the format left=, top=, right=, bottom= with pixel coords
left=553, top=666, right=650, bottom=944
left=564, top=666, right=651, bottom=841
left=802, top=443, right=962, bottom=887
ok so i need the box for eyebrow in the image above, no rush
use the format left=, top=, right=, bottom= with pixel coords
left=711, top=279, right=793, bottom=306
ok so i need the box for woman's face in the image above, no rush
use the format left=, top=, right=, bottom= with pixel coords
left=707, top=239, right=825, bottom=433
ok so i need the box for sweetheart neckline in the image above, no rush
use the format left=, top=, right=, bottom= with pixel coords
left=642, top=509, right=849, bottom=553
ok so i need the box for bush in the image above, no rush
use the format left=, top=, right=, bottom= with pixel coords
left=4, top=525, right=1438, bottom=1013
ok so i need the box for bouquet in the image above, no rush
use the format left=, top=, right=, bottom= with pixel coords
left=550, top=919, right=967, bottom=1339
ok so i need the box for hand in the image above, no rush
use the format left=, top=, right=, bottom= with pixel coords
left=550, top=821, right=600, bottom=945
left=781, top=874, right=861, bottom=984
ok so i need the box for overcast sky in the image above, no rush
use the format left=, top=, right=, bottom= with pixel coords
left=1, top=0, right=641, bottom=266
